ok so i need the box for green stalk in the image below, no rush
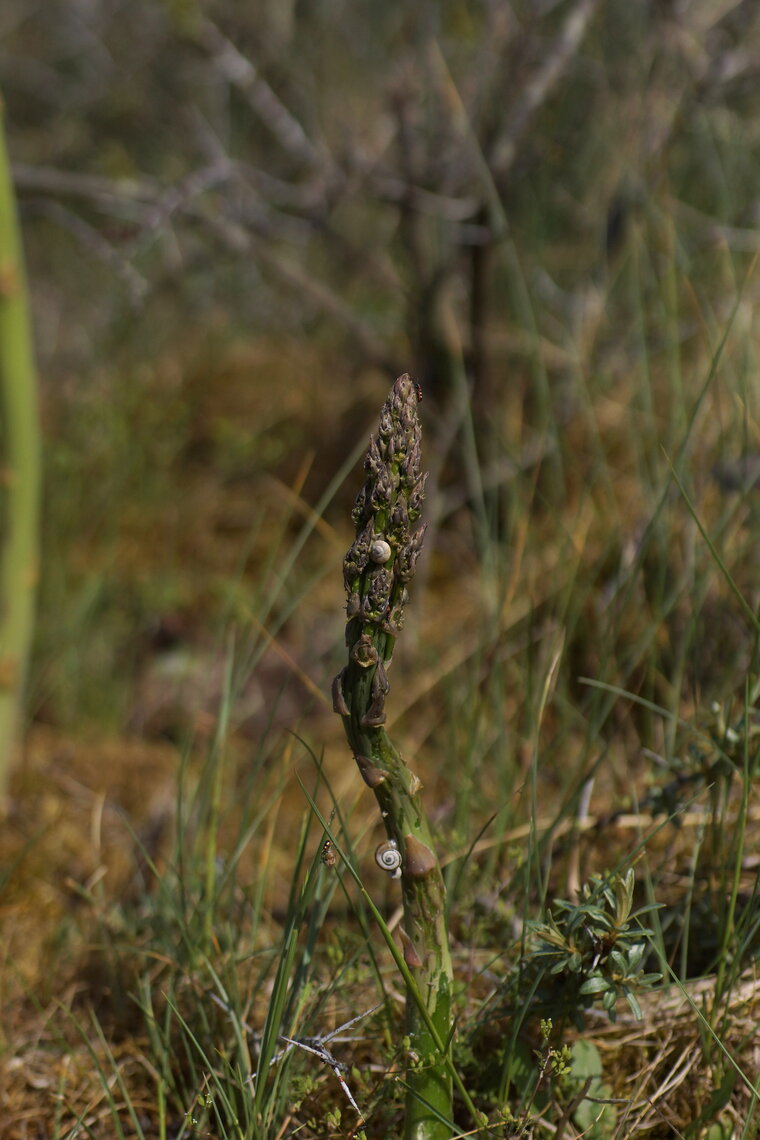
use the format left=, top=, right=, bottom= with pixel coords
left=333, top=375, right=454, bottom=1140
left=0, top=96, right=41, bottom=795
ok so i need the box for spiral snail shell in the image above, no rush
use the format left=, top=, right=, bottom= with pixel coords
left=375, top=838, right=402, bottom=879
left=369, top=538, right=392, bottom=564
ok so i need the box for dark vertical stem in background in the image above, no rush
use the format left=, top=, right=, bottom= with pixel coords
left=469, top=204, right=492, bottom=428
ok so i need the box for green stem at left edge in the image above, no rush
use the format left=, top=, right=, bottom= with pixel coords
left=0, top=96, right=41, bottom=797
left=333, top=375, right=454, bottom=1140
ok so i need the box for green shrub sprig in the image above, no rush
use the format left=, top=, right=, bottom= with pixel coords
left=517, top=869, right=662, bottom=1028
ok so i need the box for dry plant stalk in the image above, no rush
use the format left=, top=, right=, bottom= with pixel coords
left=333, top=374, right=453, bottom=1140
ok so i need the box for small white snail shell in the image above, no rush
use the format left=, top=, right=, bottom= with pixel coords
left=375, top=838, right=402, bottom=879
left=369, top=538, right=392, bottom=564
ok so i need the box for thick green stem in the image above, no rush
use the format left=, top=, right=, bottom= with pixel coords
left=0, top=96, right=41, bottom=796
left=335, top=375, right=453, bottom=1140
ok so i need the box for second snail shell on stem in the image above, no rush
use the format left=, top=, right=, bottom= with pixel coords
left=375, top=838, right=402, bottom=879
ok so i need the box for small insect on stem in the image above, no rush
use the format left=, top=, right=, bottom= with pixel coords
left=321, top=839, right=338, bottom=868
left=414, top=381, right=423, bottom=402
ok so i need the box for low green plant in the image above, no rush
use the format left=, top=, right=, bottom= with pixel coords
left=516, top=868, right=662, bottom=1028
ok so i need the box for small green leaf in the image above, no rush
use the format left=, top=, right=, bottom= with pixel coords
left=626, top=942, right=645, bottom=970
left=608, top=950, right=627, bottom=973
left=581, top=905, right=611, bottom=925
left=624, top=990, right=643, bottom=1020
left=703, top=1121, right=734, bottom=1140
left=570, top=1039, right=602, bottom=1081
left=579, top=977, right=610, bottom=995
left=571, top=1041, right=617, bottom=1138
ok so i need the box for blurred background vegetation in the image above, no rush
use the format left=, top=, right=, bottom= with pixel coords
left=1, top=1, right=760, bottom=1135
left=3, top=0, right=758, bottom=734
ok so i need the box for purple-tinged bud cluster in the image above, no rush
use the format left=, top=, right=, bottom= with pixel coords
left=334, top=374, right=427, bottom=730
left=342, top=374, right=427, bottom=647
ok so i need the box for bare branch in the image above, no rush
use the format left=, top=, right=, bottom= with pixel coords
left=26, top=198, right=148, bottom=307
left=490, top=0, right=601, bottom=181
left=197, top=19, right=327, bottom=172
left=12, top=164, right=159, bottom=206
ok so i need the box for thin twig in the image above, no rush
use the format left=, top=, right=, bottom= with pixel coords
left=490, top=0, right=601, bottom=181
left=246, top=1005, right=382, bottom=1123
left=24, top=197, right=148, bottom=307
left=197, top=19, right=326, bottom=171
